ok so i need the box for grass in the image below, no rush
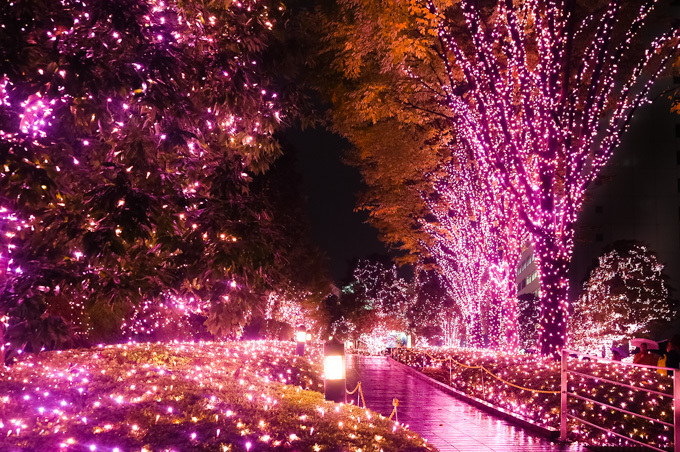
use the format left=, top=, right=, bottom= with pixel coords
left=0, top=340, right=435, bottom=452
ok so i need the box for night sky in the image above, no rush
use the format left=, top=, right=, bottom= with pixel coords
left=285, top=127, right=389, bottom=284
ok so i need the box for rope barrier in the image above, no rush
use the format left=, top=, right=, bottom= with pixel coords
left=344, top=352, right=554, bottom=427
left=346, top=382, right=361, bottom=395
left=417, top=350, right=560, bottom=395
left=346, top=381, right=366, bottom=408
left=347, top=381, right=392, bottom=419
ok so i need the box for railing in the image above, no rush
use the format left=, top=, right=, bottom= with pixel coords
left=561, top=348, right=680, bottom=451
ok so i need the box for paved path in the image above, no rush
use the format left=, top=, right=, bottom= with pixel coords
left=346, top=355, right=588, bottom=452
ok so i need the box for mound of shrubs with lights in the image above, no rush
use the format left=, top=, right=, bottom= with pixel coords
left=0, top=341, right=435, bottom=452
left=393, top=347, right=674, bottom=450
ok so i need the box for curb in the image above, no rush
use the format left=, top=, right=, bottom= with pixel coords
left=387, top=356, right=561, bottom=440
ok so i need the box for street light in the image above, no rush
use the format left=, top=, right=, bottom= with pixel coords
left=323, top=338, right=346, bottom=403
left=295, top=325, right=306, bottom=356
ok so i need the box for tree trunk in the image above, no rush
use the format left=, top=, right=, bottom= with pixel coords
left=485, top=296, right=502, bottom=349
left=501, top=286, right=519, bottom=351
left=534, top=236, right=571, bottom=358
left=496, top=258, right=520, bottom=351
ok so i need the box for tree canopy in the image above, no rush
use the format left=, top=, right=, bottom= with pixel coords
left=322, top=0, right=680, bottom=355
left=0, top=0, right=326, bottom=355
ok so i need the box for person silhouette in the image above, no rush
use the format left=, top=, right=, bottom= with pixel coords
left=634, top=343, right=658, bottom=366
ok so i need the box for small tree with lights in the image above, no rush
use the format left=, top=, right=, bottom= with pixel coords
left=340, top=258, right=412, bottom=353
left=569, top=241, right=676, bottom=352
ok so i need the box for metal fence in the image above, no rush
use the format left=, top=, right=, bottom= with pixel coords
left=560, top=348, right=680, bottom=451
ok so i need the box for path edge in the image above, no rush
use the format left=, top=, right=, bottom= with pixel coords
left=387, top=355, right=560, bottom=440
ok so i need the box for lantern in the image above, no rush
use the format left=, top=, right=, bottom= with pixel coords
left=295, top=325, right=306, bottom=356
left=323, top=339, right=346, bottom=403
left=306, top=331, right=312, bottom=342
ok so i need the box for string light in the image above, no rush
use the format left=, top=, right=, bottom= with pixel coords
left=395, top=347, right=674, bottom=449
left=569, top=243, right=674, bottom=354
left=399, top=0, right=679, bottom=356
left=0, top=340, right=433, bottom=451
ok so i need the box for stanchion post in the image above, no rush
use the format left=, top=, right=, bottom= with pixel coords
left=560, top=348, right=568, bottom=442
left=674, top=369, right=680, bottom=452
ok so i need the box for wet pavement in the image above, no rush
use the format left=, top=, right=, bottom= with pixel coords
left=346, top=355, right=588, bottom=452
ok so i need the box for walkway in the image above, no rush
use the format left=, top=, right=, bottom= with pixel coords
left=346, top=355, right=588, bottom=452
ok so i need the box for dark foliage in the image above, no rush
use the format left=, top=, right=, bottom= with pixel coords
left=0, top=0, right=325, bottom=355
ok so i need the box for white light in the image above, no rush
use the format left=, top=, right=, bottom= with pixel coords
left=296, top=331, right=306, bottom=343
left=324, top=355, right=344, bottom=380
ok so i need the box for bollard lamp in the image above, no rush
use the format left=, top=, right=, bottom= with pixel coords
left=323, top=338, right=346, bottom=403
left=295, top=325, right=306, bottom=356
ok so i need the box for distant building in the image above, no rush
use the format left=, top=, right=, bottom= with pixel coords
left=516, top=238, right=539, bottom=299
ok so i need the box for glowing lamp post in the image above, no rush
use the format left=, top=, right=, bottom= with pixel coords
left=306, top=331, right=312, bottom=342
left=323, top=339, right=346, bottom=403
left=295, top=325, right=306, bottom=356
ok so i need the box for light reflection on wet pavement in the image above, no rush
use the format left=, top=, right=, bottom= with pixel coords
left=346, top=355, right=589, bottom=452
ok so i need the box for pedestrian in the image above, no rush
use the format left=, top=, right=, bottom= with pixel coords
left=660, top=336, right=680, bottom=376
left=634, top=342, right=658, bottom=366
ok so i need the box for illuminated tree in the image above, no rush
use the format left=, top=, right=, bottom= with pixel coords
left=327, top=0, right=680, bottom=355
left=407, top=269, right=448, bottom=338
left=330, top=316, right=357, bottom=342
left=263, top=285, right=331, bottom=339
left=340, top=258, right=412, bottom=350
left=0, top=0, right=311, bottom=354
left=419, top=140, right=523, bottom=349
left=324, top=3, right=524, bottom=350
left=569, top=241, right=676, bottom=352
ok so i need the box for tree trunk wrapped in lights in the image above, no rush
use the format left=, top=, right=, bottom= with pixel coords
left=419, top=139, right=523, bottom=350
left=325, top=0, right=680, bottom=356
